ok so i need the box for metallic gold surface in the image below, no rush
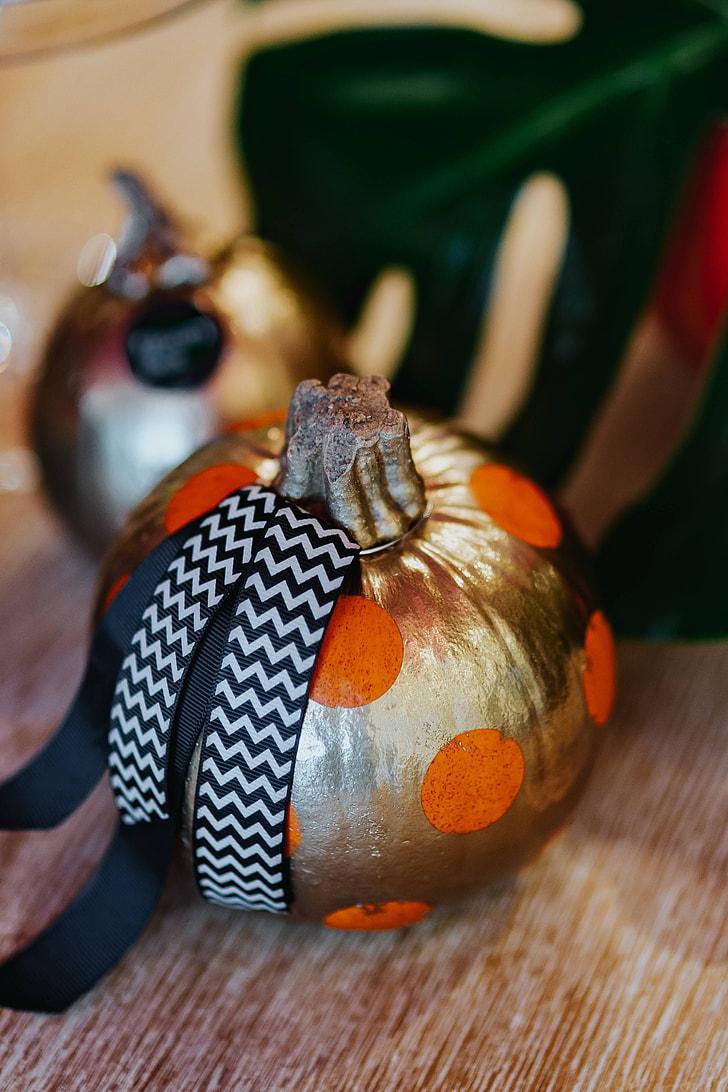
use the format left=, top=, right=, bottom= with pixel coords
left=31, top=181, right=345, bottom=553
left=98, top=396, right=600, bottom=923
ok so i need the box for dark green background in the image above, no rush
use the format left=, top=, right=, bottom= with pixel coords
left=236, top=2, right=728, bottom=636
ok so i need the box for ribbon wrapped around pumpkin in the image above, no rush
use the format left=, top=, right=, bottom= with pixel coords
left=1, top=373, right=614, bottom=1014
left=0, top=482, right=359, bottom=1012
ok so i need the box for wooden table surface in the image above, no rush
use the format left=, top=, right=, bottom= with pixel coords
left=0, top=484, right=726, bottom=1091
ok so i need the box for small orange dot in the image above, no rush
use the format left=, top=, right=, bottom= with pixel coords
left=310, top=595, right=403, bottom=708
left=228, top=408, right=287, bottom=433
left=421, top=728, right=525, bottom=834
left=582, top=610, right=616, bottom=725
left=470, top=464, right=562, bottom=548
left=164, top=463, right=258, bottom=534
left=324, top=901, right=432, bottom=931
left=285, top=805, right=301, bottom=857
left=102, top=573, right=130, bottom=614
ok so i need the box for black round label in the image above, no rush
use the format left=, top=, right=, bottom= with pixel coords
left=125, top=298, right=225, bottom=389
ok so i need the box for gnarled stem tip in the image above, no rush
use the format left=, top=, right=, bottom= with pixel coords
left=275, top=373, right=426, bottom=549
left=107, top=168, right=207, bottom=297
left=110, top=169, right=179, bottom=256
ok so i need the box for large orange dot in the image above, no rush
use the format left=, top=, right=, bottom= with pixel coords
left=324, top=901, right=432, bottom=931
left=309, top=595, right=403, bottom=708
left=164, top=463, right=257, bottom=534
left=470, top=464, right=562, bottom=548
left=285, top=805, right=301, bottom=857
left=421, top=728, right=525, bottom=834
left=582, top=610, right=616, bottom=725
left=102, top=573, right=129, bottom=614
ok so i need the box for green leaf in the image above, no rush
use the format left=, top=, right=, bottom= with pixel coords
left=237, top=5, right=728, bottom=486
left=597, top=326, right=728, bottom=639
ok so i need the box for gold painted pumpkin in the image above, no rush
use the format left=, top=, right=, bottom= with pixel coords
left=31, top=170, right=345, bottom=553
left=98, top=374, right=615, bottom=929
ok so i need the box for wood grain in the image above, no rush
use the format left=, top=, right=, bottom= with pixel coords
left=0, top=484, right=726, bottom=1091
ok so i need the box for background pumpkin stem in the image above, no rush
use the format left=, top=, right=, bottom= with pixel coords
left=108, top=169, right=208, bottom=298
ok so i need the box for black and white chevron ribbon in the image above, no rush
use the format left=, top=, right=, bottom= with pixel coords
left=192, top=505, right=359, bottom=912
left=0, top=482, right=361, bottom=1012
left=108, top=484, right=278, bottom=823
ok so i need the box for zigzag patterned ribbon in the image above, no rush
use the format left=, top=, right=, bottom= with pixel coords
left=108, top=484, right=278, bottom=823
left=0, top=483, right=359, bottom=1012
left=193, top=505, right=359, bottom=912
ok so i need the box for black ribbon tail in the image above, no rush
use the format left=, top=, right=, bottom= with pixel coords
left=0, top=529, right=193, bottom=830
left=0, top=487, right=360, bottom=1011
left=0, top=541, right=245, bottom=1012
left=0, top=819, right=174, bottom=1013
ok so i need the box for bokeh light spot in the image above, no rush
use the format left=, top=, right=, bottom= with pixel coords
left=77, top=233, right=117, bottom=287
left=0, top=322, right=12, bottom=371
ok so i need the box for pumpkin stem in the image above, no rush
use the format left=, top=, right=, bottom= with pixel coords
left=275, top=373, right=426, bottom=549
left=107, top=169, right=208, bottom=298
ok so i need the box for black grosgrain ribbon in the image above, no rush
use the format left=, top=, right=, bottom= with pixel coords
left=0, top=484, right=359, bottom=1013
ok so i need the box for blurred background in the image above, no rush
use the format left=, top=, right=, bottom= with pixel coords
left=1, top=0, right=727, bottom=636
left=0, top=0, right=243, bottom=436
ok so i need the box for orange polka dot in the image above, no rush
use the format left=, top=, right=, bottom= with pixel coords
left=421, top=728, right=525, bottom=834
left=102, top=573, right=130, bottom=614
left=228, top=408, right=287, bottom=433
left=164, top=464, right=257, bottom=534
left=285, top=805, right=301, bottom=857
left=470, top=464, right=562, bottom=548
left=582, top=610, right=616, bottom=725
left=309, top=595, right=403, bottom=708
left=324, top=901, right=432, bottom=931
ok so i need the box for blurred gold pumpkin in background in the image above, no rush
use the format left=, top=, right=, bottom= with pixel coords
left=31, top=171, right=346, bottom=552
